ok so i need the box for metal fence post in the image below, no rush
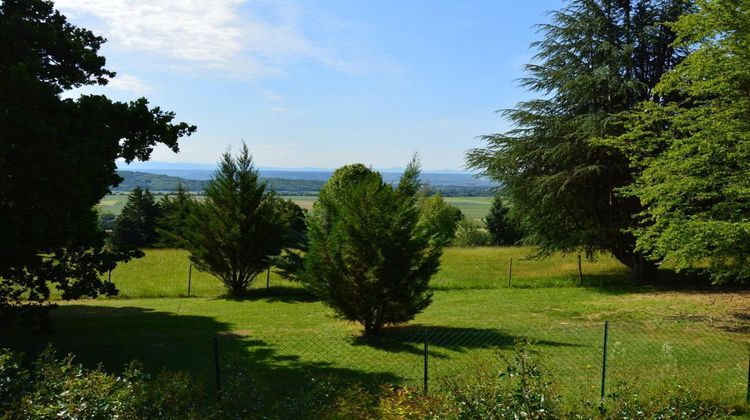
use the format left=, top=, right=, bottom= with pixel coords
left=188, top=264, right=192, bottom=297
left=107, top=269, right=112, bottom=283
left=266, top=266, right=270, bottom=289
left=423, top=330, right=429, bottom=395
left=213, top=336, right=221, bottom=400
left=746, top=353, right=750, bottom=405
left=601, top=320, right=609, bottom=401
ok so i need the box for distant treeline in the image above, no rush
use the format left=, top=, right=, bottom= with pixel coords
left=115, top=171, right=494, bottom=197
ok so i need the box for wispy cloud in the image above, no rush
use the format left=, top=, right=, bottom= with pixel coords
left=56, top=0, right=396, bottom=79
left=107, top=74, right=152, bottom=94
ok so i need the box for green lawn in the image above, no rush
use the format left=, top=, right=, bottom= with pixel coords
left=5, top=247, right=749, bottom=411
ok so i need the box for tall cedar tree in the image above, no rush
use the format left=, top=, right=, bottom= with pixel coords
left=467, top=0, right=692, bottom=281
left=156, top=183, right=196, bottom=248
left=605, top=0, right=750, bottom=283
left=0, top=0, right=195, bottom=320
left=110, top=187, right=162, bottom=250
left=305, top=160, right=442, bottom=335
left=185, top=145, right=287, bottom=296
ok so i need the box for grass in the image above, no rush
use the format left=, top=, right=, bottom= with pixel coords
left=97, top=195, right=493, bottom=222
left=5, top=247, right=750, bottom=411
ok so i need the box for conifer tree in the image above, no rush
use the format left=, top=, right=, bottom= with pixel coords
left=110, top=187, right=162, bottom=250
left=156, top=183, right=195, bottom=248
left=467, top=0, right=692, bottom=281
left=305, top=159, right=442, bottom=335
left=184, top=145, right=287, bottom=296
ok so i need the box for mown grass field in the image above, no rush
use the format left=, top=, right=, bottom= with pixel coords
left=5, top=247, right=749, bottom=412
left=97, top=194, right=493, bottom=222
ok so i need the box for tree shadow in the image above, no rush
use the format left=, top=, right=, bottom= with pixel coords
left=351, top=325, right=586, bottom=359
left=588, top=268, right=750, bottom=296
left=217, top=286, right=318, bottom=303
left=0, top=304, right=402, bottom=414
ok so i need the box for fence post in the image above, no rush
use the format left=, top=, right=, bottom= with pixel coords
left=213, top=336, right=221, bottom=400
left=107, top=269, right=112, bottom=283
left=188, top=264, right=192, bottom=297
left=577, top=254, right=583, bottom=286
left=746, top=353, right=750, bottom=405
left=266, top=266, right=270, bottom=289
left=600, top=320, right=609, bottom=401
left=508, top=258, right=513, bottom=288
left=423, top=330, right=429, bottom=395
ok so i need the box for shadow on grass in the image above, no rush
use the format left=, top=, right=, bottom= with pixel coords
left=351, top=325, right=586, bottom=359
left=587, top=268, right=750, bottom=296
left=0, top=304, right=400, bottom=410
left=217, top=285, right=318, bottom=303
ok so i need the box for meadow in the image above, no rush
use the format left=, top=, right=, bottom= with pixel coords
left=96, top=194, right=493, bottom=222
left=5, top=247, right=749, bottom=412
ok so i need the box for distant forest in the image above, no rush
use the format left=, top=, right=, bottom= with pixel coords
left=115, top=171, right=494, bottom=197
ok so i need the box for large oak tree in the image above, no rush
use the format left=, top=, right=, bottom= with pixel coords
left=0, top=0, right=195, bottom=321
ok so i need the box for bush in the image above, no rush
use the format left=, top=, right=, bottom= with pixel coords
left=0, top=347, right=204, bottom=420
left=452, top=218, right=492, bottom=247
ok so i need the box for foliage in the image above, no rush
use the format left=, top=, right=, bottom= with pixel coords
left=98, top=213, right=117, bottom=231
left=440, top=340, right=561, bottom=419
left=0, top=0, right=195, bottom=321
left=452, top=218, right=492, bottom=247
left=466, top=0, right=692, bottom=281
left=595, top=381, right=734, bottom=419
left=305, top=159, right=442, bottom=334
left=184, top=144, right=287, bottom=296
left=418, top=193, right=463, bottom=247
left=604, top=0, right=750, bottom=283
left=485, top=194, right=522, bottom=245
left=272, top=199, right=309, bottom=282
left=156, top=184, right=196, bottom=248
left=0, top=347, right=204, bottom=420
left=110, top=187, right=162, bottom=250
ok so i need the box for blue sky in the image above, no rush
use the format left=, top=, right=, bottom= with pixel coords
left=58, top=0, right=564, bottom=171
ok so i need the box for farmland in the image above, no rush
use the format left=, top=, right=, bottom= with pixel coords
left=96, top=194, right=494, bottom=222
left=5, top=247, right=749, bottom=411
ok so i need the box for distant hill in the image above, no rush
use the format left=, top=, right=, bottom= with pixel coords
left=114, top=170, right=496, bottom=197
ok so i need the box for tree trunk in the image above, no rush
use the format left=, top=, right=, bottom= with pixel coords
left=611, top=247, right=658, bottom=284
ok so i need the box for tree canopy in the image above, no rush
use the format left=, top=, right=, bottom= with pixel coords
left=467, top=0, right=692, bottom=281
left=605, top=0, right=750, bottom=283
left=0, top=0, right=195, bottom=320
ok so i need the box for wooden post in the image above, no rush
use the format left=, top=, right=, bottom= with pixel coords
left=508, top=258, right=513, bottom=288
left=266, top=266, right=270, bottom=289
left=188, top=263, right=192, bottom=297
left=601, top=321, right=609, bottom=401
left=577, top=254, right=583, bottom=286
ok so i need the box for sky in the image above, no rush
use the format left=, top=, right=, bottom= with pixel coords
left=57, top=0, right=565, bottom=171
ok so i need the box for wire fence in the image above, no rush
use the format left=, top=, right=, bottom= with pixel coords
left=196, top=321, right=750, bottom=406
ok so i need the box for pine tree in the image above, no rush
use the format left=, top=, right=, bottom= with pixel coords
left=184, top=145, right=287, bottom=296
left=467, top=0, right=692, bottom=281
left=305, top=160, right=441, bottom=335
left=110, top=187, right=162, bottom=250
left=156, top=183, right=195, bottom=248
left=485, top=195, right=521, bottom=246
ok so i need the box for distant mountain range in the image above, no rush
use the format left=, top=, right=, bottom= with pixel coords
left=114, top=170, right=498, bottom=197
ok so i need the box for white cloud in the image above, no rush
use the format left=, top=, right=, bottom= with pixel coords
left=107, top=74, right=152, bottom=94
left=269, top=106, right=287, bottom=113
left=55, top=0, right=395, bottom=79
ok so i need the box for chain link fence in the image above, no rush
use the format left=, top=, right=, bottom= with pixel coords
left=206, top=321, right=749, bottom=406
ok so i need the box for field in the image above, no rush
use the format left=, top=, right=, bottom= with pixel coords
left=5, top=247, right=749, bottom=412
left=96, top=194, right=493, bottom=222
